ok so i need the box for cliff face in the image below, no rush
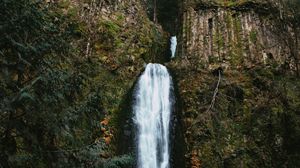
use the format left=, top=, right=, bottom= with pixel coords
left=0, top=0, right=166, bottom=167
left=1, top=0, right=299, bottom=167
left=54, top=0, right=167, bottom=166
left=179, top=0, right=298, bottom=70
left=169, top=0, right=300, bottom=167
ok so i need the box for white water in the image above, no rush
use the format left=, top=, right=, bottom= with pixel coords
left=170, top=36, right=177, bottom=58
left=134, top=63, right=174, bottom=168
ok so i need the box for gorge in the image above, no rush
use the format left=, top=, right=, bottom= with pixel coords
left=0, top=0, right=299, bottom=168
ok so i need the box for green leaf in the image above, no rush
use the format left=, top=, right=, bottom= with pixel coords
left=18, top=92, right=35, bottom=102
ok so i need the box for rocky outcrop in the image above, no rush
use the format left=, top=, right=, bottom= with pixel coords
left=178, top=0, right=298, bottom=70
left=72, top=0, right=167, bottom=159
left=169, top=0, right=300, bottom=167
left=0, top=0, right=166, bottom=167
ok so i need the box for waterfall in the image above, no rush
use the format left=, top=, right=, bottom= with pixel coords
left=133, top=63, right=174, bottom=168
left=170, top=36, right=177, bottom=58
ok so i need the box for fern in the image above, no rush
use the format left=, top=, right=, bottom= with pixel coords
left=102, top=154, right=134, bottom=168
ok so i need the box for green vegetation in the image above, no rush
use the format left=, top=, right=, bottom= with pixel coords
left=249, top=29, right=257, bottom=43
left=174, top=0, right=300, bottom=167
left=229, top=15, right=243, bottom=66
left=0, top=0, right=106, bottom=166
left=102, top=154, right=134, bottom=168
left=1, top=0, right=300, bottom=167
left=0, top=0, right=164, bottom=167
left=171, top=64, right=300, bottom=167
left=144, top=0, right=179, bottom=34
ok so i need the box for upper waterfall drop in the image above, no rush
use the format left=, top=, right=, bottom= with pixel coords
left=133, top=63, right=174, bottom=168
left=170, top=36, right=177, bottom=58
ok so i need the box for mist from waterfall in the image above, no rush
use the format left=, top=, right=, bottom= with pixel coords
left=133, top=63, right=174, bottom=168
left=170, top=36, right=177, bottom=58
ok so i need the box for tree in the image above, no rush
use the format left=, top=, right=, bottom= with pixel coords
left=153, top=0, right=157, bottom=23
left=280, top=0, right=300, bottom=75
left=143, top=0, right=179, bottom=33
left=0, top=0, right=104, bottom=167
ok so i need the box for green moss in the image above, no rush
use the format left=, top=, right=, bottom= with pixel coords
left=250, top=29, right=258, bottom=43
left=208, top=55, right=219, bottom=63
left=58, top=0, right=71, bottom=8
left=229, top=16, right=243, bottom=66
left=174, top=63, right=300, bottom=166
left=116, top=13, right=125, bottom=22
left=213, top=25, right=224, bottom=55
left=100, top=20, right=121, bottom=36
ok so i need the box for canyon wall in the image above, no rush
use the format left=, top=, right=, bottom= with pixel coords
left=170, top=0, right=300, bottom=167
left=178, top=0, right=299, bottom=70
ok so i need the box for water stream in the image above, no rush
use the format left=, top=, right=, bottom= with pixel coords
left=133, top=63, right=174, bottom=168
left=170, top=36, right=177, bottom=58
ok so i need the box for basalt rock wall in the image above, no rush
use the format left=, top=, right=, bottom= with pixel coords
left=169, top=0, right=300, bottom=167
left=178, top=0, right=299, bottom=70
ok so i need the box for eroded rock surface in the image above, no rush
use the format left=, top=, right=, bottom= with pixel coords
left=170, top=0, right=300, bottom=167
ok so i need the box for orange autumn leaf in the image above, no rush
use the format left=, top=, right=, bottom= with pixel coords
left=101, top=127, right=106, bottom=132
left=191, top=150, right=201, bottom=168
left=104, top=136, right=111, bottom=144
left=100, top=118, right=109, bottom=126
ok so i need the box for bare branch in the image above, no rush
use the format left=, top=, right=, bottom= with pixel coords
left=205, top=70, right=221, bottom=114
left=190, top=70, right=222, bottom=128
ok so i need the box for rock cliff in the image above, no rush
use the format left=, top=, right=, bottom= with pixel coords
left=1, top=0, right=299, bottom=167
left=169, top=0, right=300, bottom=167
left=178, top=0, right=299, bottom=71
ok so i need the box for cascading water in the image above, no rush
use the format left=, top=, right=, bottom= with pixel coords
left=170, top=36, right=177, bottom=58
left=133, top=63, right=174, bottom=168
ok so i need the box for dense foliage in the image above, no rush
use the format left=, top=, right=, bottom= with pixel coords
left=0, top=0, right=107, bottom=167
left=0, top=0, right=299, bottom=167
left=0, top=0, right=166, bottom=167
left=143, top=0, right=179, bottom=34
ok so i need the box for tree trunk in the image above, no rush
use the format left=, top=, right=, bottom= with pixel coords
left=153, top=0, right=157, bottom=23
left=293, top=27, right=299, bottom=76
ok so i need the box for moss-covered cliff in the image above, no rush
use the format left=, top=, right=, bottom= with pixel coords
left=1, top=0, right=299, bottom=167
left=169, top=63, right=300, bottom=167
left=0, top=0, right=166, bottom=167
left=170, top=0, right=300, bottom=167
left=179, top=0, right=299, bottom=71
